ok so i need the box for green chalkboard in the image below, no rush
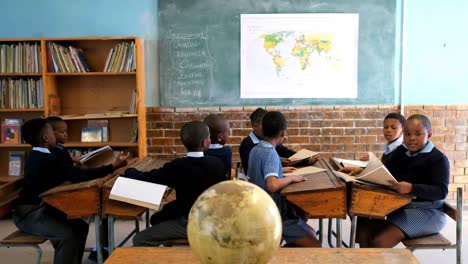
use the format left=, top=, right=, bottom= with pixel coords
left=159, top=0, right=396, bottom=106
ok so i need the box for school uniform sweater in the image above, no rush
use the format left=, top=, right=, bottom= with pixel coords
left=239, top=131, right=296, bottom=173
left=384, top=144, right=449, bottom=202
left=50, top=144, right=74, bottom=167
left=17, top=149, right=114, bottom=205
left=123, top=155, right=226, bottom=220
left=204, top=144, right=232, bottom=178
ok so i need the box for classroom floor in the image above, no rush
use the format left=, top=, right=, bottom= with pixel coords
left=0, top=209, right=466, bottom=264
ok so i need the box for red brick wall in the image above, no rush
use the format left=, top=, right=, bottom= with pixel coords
left=146, top=105, right=468, bottom=200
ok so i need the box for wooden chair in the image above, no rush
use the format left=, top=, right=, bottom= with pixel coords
left=402, top=187, right=463, bottom=264
left=0, top=230, right=47, bottom=264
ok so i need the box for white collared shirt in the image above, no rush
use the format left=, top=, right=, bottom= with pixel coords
left=383, top=136, right=403, bottom=155
left=249, top=131, right=260, bottom=144
left=187, top=151, right=204, bottom=158
left=209, top=144, right=223, bottom=149
left=32, top=147, right=51, bottom=154
left=404, top=141, right=434, bottom=157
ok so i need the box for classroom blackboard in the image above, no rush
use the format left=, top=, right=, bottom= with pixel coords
left=159, top=0, right=396, bottom=107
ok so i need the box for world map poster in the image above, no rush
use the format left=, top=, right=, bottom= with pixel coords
left=240, top=13, right=359, bottom=99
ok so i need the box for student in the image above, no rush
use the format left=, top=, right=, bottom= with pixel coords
left=239, top=108, right=317, bottom=174
left=46, top=116, right=75, bottom=166
left=341, top=114, right=449, bottom=248
left=360, top=112, right=406, bottom=163
left=13, top=118, right=128, bottom=264
left=203, top=113, right=232, bottom=178
left=124, top=120, right=226, bottom=246
left=46, top=116, right=113, bottom=261
left=247, top=111, right=321, bottom=247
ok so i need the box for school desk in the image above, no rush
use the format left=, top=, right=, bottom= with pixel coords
left=326, top=157, right=413, bottom=248
left=40, top=174, right=114, bottom=264
left=102, top=157, right=167, bottom=254
left=105, top=247, right=420, bottom=264
left=281, top=158, right=347, bottom=247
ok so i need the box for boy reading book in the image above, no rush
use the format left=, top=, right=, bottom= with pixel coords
left=247, top=111, right=321, bottom=247
left=123, top=120, right=226, bottom=246
left=239, top=108, right=319, bottom=174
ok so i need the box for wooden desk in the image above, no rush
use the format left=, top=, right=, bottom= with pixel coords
left=105, top=247, right=420, bottom=264
left=326, top=158, right=413, bottom=248
left=281, top=158, right=346, bottom=247
left=40, top=175, right=114, bottom=264
left=102, top=158, right=167, bottom=254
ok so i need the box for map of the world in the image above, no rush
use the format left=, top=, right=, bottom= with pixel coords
left=241, top=14, right=359, bottom=99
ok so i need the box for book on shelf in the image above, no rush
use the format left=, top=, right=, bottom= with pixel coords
left=103, top=42, right=136, bottom=72
left=109, top=176, right=168, bottom=210
left=333, top=152, right=397, bottom=187
left=49, top=95, right=61, bottom=116
left=284, top=166, right=326, bottom=177
left=1, top=121, right=22, bottom=144
left=287, top=149, right=320, bottom=165
left=47, top=42, right=91, bottom=73
left=78, top=145, right=114, bottom=168
left=8, top=151, right=25, bottom=176
left=0, top=42, right=41, bottom=73
left=333, top=157, right=368, bottom=168
left=81, top=127, right=102, bottom=142
left=0, top=78, right=43, bottom=109
left=87, top=119, right=109, bottom=142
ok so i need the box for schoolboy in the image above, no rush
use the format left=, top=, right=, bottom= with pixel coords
left=360, top=112, right=406, bottom=163
left=240, top=108, right=317, bottom=174
left=203, top=113, right=232, bottom=178
left=124, top=120, right=226, bottom=246
left=46, top=116, right=115, bottom=261
left=13, top=118, right=128, bottom=264
left=247, top=111, right=321, bottom=247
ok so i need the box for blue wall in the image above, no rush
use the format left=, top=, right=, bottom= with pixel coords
left=404, top=0, right=468, bottom=105
left=0, top=0, right=466, bottom=106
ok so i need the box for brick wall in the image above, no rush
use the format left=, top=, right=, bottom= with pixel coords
left=146, top=105, right=468, bottom=200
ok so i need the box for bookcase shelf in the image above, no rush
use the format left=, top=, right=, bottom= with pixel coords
left=45, top=72, right=136, bottom=76
left=64, top=142, right=138, bottom=148
left=0, top=108, right=44, bottom=113
left=0, top=73, right=42, bottom=77
left=0, top=37, right=147, bottom=179
left=0, top=144, right=32, bottom=148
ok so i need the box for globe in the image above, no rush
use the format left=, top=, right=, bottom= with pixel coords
left=187, top=180, right=282, bottom=264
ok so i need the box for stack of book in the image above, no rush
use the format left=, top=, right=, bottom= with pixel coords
left=47, top=42, right=91, bottom=72
left=81, top=119, right=109, bottom=143
left=0, top=42, right=42, bottom=73
left=0, top=78, right=43, bottom=109
left=103, top=42, right=136, bottom=72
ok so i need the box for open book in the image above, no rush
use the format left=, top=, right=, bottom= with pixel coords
left=284, top=166, right=326, bottom=176
left=109, top=177, right=168, bottom=210
left=333, top=157, right=368, bottom=168
left=333, top=152, right=397, bottom=187
left=78, top=145, right=114, bottom=168
left=288, top=149, right=320, bottom=165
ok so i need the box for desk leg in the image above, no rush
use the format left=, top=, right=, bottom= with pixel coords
left=94, top=214, right=103, bottom=264
left=318, top=219, right=323, bottom=244
left=350, top=215, right=357, bottom=248
left=108, top=216, right=115, bottom=255
left=327, top=219, right=333, bottom=247
left=336, top=218, right=342, bottom=248
left=146, top=209, right=150, bottom=229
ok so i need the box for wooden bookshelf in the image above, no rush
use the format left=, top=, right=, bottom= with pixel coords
left=0, top=36, right=147, bottom=177
left=42, top=37, right=146, bottom=158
